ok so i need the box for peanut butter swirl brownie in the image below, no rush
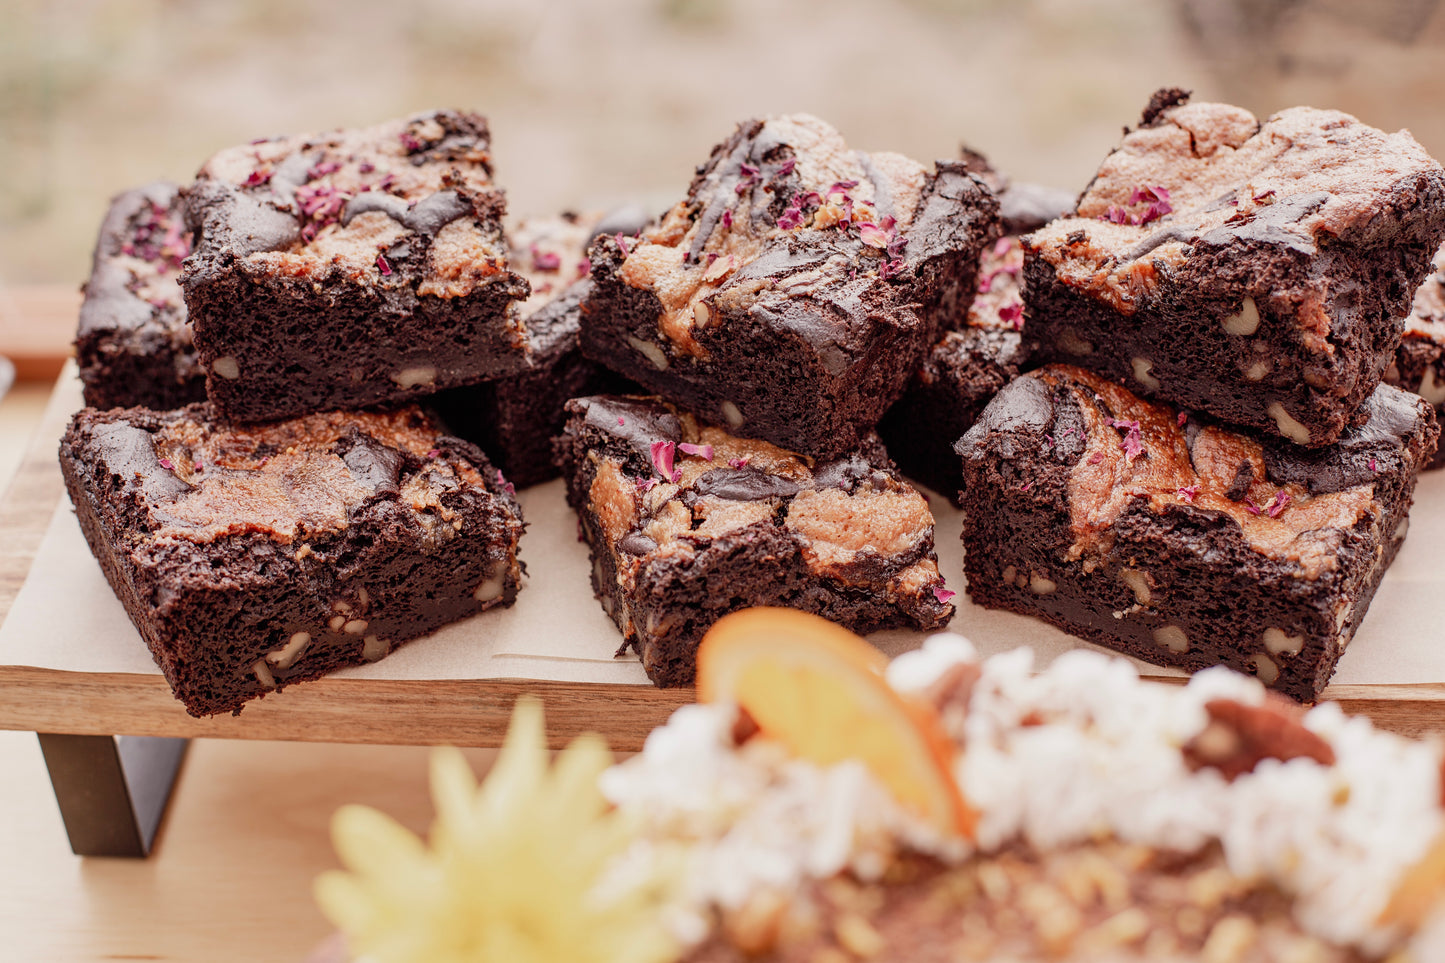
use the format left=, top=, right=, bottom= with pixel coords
left=1385, top=241, right=1445, bottom=468
left=181, top=109, right=530, bottom=424
left=555, top=395, right=954, bottom=685
left=954, top=364, right=1437, bottom=700
left=878, top=235, right=1034, bottom=501
left=1024, top=88, right=1445, bottom=447
left=60, top=404, right=524, bottom=716
left=431, top=210, right=639, bottom=488
left=75, top=182, right=207, bottom=411
left=580, top=114, right=1000, bottom=459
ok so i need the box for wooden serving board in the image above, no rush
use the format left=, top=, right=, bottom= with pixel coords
left=5, top=311, right=1445, bottom=748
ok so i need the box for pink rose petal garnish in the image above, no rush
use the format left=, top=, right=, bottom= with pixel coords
left=678, top=442, right=714, bottom=461
left=650, top=440, right=680, bottom=482
left=932, top=585, right=956, bottom=605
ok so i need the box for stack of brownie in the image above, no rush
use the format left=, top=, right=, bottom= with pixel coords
left=954, top=89, right=1445, bottom=700
left=556, top=113, right=1003, bottom=684
left=63, top=110, right=567, bottom=716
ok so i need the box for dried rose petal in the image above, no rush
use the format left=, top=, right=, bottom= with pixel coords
left=1110, top=418, right=1145, bottom=463
left=932, top=585, right=956, bottom=605
left=1088, top=452, right=1104, bottom=465
left=496, top=470, right=516, bottom=497
left=1265, top=490, right=1291, bottom=517
left=858, top=222, right=891, bottom=248
left=994, top=236, right=1012, bottom=257
left=578, top=256, right=592, bottom=276
left=720, top=209, right=733, bottom=231
left=999, top=303, right=1024, bottom=330
left=650, top=440, right=680, bottom=483
left=1369, top=457, right=1378, bottom=473
left=531, top=247, right=561, bottom=272
left=635, top=477, right=657, bottom=492
left=376, top=254, right=392, bottom=276
left=1177, top=410, right=1188, bottom=428
left=159, top=458, right=175, bottom=471
left=244, top=169, right=272, bottom=188
left=678, top=442, right=715, bottom=461
left=1177, top=484, right=1199, bottom=503
left=776, top=157, right=796, bottom=177
left=727, top=456, right=750, bottom=470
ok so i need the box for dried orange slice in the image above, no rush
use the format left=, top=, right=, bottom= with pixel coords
left=1381, top=829, right=1445, bottom=927
left=696, top=607, right=975, bottom=838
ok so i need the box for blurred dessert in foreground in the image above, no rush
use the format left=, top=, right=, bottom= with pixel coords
left=315, top=609, right=1445, bottom=962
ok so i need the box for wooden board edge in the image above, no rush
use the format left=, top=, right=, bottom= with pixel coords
left=0, top=366, right=72, bottom=625
left=0, top=666, right=695, bottom=751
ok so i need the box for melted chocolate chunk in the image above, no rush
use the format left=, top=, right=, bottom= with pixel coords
left=338, top=430, right=403, bottom=495
left=692, top=467, right=802, bottom=500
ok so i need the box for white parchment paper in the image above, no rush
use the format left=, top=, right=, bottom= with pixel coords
left=3, top=370, right=1442, bottom=688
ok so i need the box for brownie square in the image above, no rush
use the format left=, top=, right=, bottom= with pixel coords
left=1384, top=242, right=1445, bottom=468
left=180, top=109, right=531, bottom=424
left=1024, top=88, right=1445, bottom=447
left=60, top=403, right=525, bottom=716
left=579, top=114, right=1000, bottom=459
left=556, top=395, right=954, bottom=686
left=430, top=212, right=638, bottom=488
left=75, top=182, right=208, bottom=411
left=954, top=364, right=1437, bottom=701
left=878, top=235, right=1032, bottom=501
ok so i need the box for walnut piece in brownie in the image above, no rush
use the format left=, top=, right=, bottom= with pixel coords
left=1025, top=88, right=1445, bottom=447
left=60, top=404, right=525, bottom=716
left=555, top=395, right=954, bottom=686
left=954, top=364, right=1438, bottom=700
left=430, top=211, right=639, bottom=488
left=580, top=114, right=1000, bottom=459
left=181, top=109, right=531, bottom=424
left=878, top=235, right=1033, bottom=501
left=1385, top=242, right=1445, bottom=468
left=75, top=182, right=208, bottom=411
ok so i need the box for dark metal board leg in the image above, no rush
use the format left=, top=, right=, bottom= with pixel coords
left=36, top=734, right=189, bottom=857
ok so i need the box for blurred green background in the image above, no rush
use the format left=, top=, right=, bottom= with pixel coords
left=2, top=0, right=1443, bottom=286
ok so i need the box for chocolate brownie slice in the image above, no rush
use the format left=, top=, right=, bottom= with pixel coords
left=878, top=235, right=1032, bottom=501
left=1385, top=242, right=1445, bottom=468
left=75, top=182, right=207, bottom=411
left=430, top=211, right=639, bottom=488
left=954, top=364, right=1437, bottom=701
left=580, top=114, right=999, bottom=459
left=555, top=395, right=954, bottom=686
left=60, top=404, right=524, bottom=716
left=181, top=109, right=530, bottom=424
left=1025, top=88, right=1445, bottom=447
